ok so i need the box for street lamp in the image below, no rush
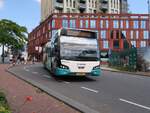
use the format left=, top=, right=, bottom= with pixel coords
left=148, top=0, right=150, bottom=46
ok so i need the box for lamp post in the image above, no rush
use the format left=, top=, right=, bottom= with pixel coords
left=148, top=0, right=150, bottom=46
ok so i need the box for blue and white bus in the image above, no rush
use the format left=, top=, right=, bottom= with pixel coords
left=43, top=28, right=101, bottom=76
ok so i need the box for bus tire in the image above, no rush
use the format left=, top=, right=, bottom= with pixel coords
left=52, top=58, right=58, bottom=75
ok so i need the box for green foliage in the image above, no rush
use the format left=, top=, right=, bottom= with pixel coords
left=0, top=92, right=11, bottom=113
left=0, top=106, right=11, bottom=113
left=0, top=19, right=28, bottom=49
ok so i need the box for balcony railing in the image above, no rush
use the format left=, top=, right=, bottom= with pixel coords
left=56, top=0, right=63, bottom=3
left=55, top=2, right=63, bottom=9
left=79, top=3, right=86, bottom=9
left=79, top=0, right=86, bottom=3
left=100, top=0, right=108, bottom=3
left=100, top=4, right=108, bottom=10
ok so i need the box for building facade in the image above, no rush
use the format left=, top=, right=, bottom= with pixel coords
left=108, top=0, right=120, bottom=14
left=28, top=13, right=150, bottom=62
left=41, top=0, right=127, bottom=21
left=120, top=0, right=128, bottom=13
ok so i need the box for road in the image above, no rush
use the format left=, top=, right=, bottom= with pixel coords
left=9, top=63, right=150, bottom=113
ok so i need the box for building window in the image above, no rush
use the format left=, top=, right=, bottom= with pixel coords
left=143, top=31, right=149, bottom=39
left=106, top=20, right=109, bottom=28
left=85, top=20, right=89, bottom=28
left=62, top=20, right=68, bottom=28
left=52, top=20, right=55, bottom=28
left=133, top=20, right=139, bottom=29
left=52, top=30, right=57, bottom=37
left=70, top=20, right=76, bottom=28
left=100, top=20, right=103, bottom=28
left=141, top=20, right=146, bottom=29
left=136, top=31, right=139, bottom=39
left=130, top=31, right=134, bottom=39
left=66, top=0, right=68, bottom=6
left=90, top=20, right=96, bottom=28
left=70, top=0, right=72, bottom=7
left=103, top=41, right=109, bottom=49
left=120, top=20, right=123, bottom=28
left=80, top=20, right=83, bottom=28
left=140, top=41, right=146, bottom=47
left=122, top=31, right=126, bottom=38
left=95, top=1, right=97, bottom=8
left=126, top=20, right=129, bottom=28
left=131, top=41, right=136, bottom=47
left=113, top=20, right=119, bottom=28
left=101, top=30, right=106, bottom=39
left=48, top=22, right=51, bottom=30
left=73, top=1, right=75, bottom=8
left=113, top=40, right=119, bottom=48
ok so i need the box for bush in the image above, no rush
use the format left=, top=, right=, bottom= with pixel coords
left=0, top=106, right=11, bottom=113
left=0, top=92, right=11, bottom=113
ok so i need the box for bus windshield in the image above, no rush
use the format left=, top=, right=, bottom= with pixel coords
left=60, top=36, right=99, bottom=61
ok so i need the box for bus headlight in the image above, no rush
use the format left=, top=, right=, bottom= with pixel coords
left=60, top=64, right=69, bottom=69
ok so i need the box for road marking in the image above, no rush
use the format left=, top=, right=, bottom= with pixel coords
left=64, top=81, right=70, bottom=84
left=43, top=75, right=51, bottom=79
left=119, top=98, right=150, bottom=110
left=25, top=69, right=29, bottom=72
left=81, top=87, right=99, bottom=93
left=32, top=72, right=38, bottom=74
left=24, top=67, right=27, bottom=70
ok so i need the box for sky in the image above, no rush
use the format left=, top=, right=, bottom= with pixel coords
left=0, top=0, right=149, bottom=55
left=0, top=0, right=41, bottom=33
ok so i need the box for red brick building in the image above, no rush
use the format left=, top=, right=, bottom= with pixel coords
left=28, top=13, right=150, bottom=61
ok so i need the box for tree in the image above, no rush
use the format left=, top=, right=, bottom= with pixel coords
left=0, top=19, right=28, bottom=63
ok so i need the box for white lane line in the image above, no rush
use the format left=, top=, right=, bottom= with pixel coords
left=32, top=72, right=38, bottom=74
left=43, top=75, right=51, bottom=79
left=64, top=81, right=70, bottom=84
left=81, top=87, right=99, bottom=93
left=119, top=98, right=150, bottom=110
left=25, top=69, right=29, bottom=72
left=24, top=67, right=27, bottom=70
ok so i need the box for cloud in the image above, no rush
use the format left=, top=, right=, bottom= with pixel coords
left=0, top=0, right=4, bottom=9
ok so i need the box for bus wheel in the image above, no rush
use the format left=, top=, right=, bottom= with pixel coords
left=51, top=61, right=57, bottom=75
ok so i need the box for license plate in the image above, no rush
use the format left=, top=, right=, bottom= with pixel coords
left=76, top=73, right=86, bottom=76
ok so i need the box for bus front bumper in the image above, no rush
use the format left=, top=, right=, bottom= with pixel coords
left=55, top=67, right=101, bottom=76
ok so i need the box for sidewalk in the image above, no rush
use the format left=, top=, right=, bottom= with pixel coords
left=0, top=64, right=80, bottom=113
left=101, top=66, right=150, bottom=77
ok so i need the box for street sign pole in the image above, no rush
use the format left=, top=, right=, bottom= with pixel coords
left=148, top=0, right=150, bottom=46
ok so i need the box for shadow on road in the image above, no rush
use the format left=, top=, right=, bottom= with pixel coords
left=51, top=75, right=97, bottom=82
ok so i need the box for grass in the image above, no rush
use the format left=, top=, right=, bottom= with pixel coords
left=0, top=92, right=11, bottom=113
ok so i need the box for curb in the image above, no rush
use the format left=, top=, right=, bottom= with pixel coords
left=7, top=67, right=100, bottom=113
left=101, top=68, right=150, bottom=77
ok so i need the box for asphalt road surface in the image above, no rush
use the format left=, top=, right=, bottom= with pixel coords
left=9, top=63, right=150, bottom=113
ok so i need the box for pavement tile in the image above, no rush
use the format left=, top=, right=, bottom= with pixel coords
left=0, top=64, right=80, bottom=113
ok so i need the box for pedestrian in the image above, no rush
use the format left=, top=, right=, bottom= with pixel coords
left=12, top=55, right=16, bottom=66
left=32, top=56, right=36, bottom=64
left=17, top=54, right=21, bottom=64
